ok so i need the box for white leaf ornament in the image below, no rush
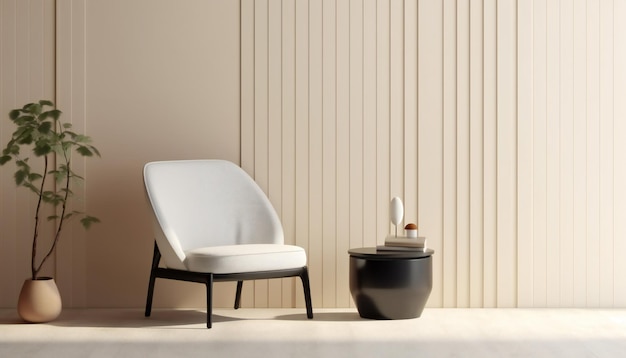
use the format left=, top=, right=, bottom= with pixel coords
left=390, top=197, right=404, bottom=237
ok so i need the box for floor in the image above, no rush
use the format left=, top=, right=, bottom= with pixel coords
left=1, top=308, right=626, bottom=357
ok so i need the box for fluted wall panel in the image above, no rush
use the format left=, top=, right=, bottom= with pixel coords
left=241, top=0, right=626, bottom=308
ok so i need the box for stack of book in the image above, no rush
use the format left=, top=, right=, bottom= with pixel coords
left=377, top=235, right=427, bottom=252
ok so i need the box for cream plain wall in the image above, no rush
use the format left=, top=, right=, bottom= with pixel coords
left=1, top=0, right=240, bottom=308
left=2, top=0, right=626, bottom=310
left=69, top=0, right=240, bottom=308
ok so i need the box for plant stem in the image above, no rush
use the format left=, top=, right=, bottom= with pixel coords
left=35, top=150, right=71, bottom=277
left=31, top=155, right=48, bottom=280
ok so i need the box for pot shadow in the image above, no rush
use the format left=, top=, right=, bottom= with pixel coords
left=0, top=315, right=25, bottom=325
left=277, top=311, right=365, bottom=322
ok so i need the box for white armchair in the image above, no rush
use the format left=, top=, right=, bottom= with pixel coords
left=143, top=159, right=313, bottom=328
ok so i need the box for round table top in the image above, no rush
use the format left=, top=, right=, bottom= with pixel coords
left=348, top=247, right=434, bottom=259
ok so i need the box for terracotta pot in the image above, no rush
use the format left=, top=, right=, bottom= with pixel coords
left=17, top=277, right=62, bottom=323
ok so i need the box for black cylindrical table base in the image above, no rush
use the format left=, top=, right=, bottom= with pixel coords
left=349, top=248, right=433, bottom=320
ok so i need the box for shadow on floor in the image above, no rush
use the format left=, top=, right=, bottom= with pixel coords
left=277, top=311, right=365, bottom=322
left=1, top=309, right=366, bottom=328
left=0, top=309, right=227, bottom=328
left=58, top=309, right=239, bottom=328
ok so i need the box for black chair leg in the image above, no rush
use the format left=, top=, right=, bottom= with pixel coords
left=206, top=274, right=214, bottom=329
left=300, top=267, right=314, bottom=319
left=145, top=242, right=161, bottom=317
left=234, top=280, right=243, bottom=309
left=145, top=247, right=311, bottom=328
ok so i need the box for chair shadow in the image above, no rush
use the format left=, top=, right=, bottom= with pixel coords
left=1, top=309, right=367, bottom=328
left=48, top=309, right=241, bottom=329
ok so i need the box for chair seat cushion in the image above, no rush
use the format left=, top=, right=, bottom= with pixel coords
left=183, top=244, right=307, bottom=274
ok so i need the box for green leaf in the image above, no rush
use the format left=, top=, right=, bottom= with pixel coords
left=24, top=103, right=42, bottom=115
left=49, top=170, right=67, bottom=183
left=38, top=121, right=52, bottom=134
left=0, top=155, right=11, bottom=165
left=41, top=190, right=54, bottom=199
left=62, top=123, right=72, bottom=129
left=28, top=173, right=42, bottom=181
left=16, top=159, right=30, bottom=168
left=2, top=141, right=11, bottom=155
left=38, top=110, right=61, bottom=123
left=47, top=215, right=59, bottom=221
left=42, top=191, right=64, bottom=205
left=59, top=188, right=74, bottom=196
left=74, top=134, right=90, bottom=143
left=17, top=133, right=33, bottom=145
left=48, top=109, right=61, bottom=121
left=14, top=170, right=27, bottom=185
left=91, top=146, right=101, bottom=157
left=9, top=144, right=20, bottom=155
left=76, top=146, right=93, bottom=156
left=9, top=109, right=21, bottom=120
left=57, top=141, right=71, bottom=154
left=15, top=125, right=33, bottom=138
left=3, top=138, right=16, bottom=149
left=33, top=144, right=52, bottom=156
left=39, top=100, right=53, bottom=107
left=80, top=216, right=100, bottom=229
left=15, top=115, right=35, bottom=125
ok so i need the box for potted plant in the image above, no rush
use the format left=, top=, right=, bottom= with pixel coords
left=0, top=100, right=100, bottom=322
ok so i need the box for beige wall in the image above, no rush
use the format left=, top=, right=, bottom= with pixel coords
left=1, top=0, right=240, bottom=308
left=1, top=0, right=57, bottom=307
left=2, top=0, right=626, bottom=309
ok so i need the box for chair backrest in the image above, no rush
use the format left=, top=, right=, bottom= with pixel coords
left=144, top=160, right=284, bottom=270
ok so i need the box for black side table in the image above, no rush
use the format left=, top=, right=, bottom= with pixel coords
left=348, top=247, right=434, bottom=320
